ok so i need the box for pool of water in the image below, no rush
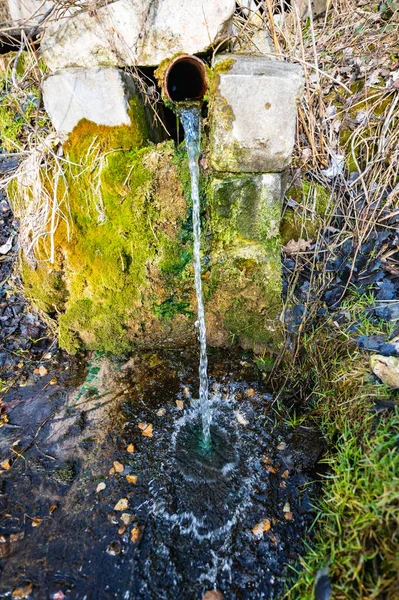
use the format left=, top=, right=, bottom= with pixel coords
left=0, top=349, right=325, bottom=599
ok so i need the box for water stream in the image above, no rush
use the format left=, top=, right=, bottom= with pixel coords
left=179, top=106, right=211, bottom=445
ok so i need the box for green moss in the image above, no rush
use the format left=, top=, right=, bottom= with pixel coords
left=0, top=100, right=24, bottom=151
left=21, top=260, right=68, bottom=313
left=281, top=179, right=332, bottom=243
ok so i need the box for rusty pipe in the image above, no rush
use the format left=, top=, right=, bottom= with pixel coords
left=163, top=55, right=208, bottom=103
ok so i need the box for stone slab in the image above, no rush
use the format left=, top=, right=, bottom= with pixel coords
left=209, top=54, right=303, bottom=173
left=41, top=0, right=236, bottom=71
left=42, top=67, right=137, bottom=136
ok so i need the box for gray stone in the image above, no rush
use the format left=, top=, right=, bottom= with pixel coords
left=41, top=0, right=236, bottom=71
left=6, top=0, right=53, bottom=27
left=42, top=67, right=138, bottom=137
left=209, top=54, right=303, bottom=173
left=210, top=173, right=283, bottom=245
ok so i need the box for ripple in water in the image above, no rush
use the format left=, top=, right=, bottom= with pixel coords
left=150, top=395, right=254, bottom=540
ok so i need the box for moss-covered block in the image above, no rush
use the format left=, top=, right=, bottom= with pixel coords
left=210, top=173, right=283, bottom=247
left=205, top=242, right=283, bottom=352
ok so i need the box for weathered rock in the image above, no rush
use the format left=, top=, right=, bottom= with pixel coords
left=209, top=173, right=283, bottom=245
left=6, top=0, right=53, bottom=27
left=41, top=0, right=236, bottom=71
left=209, top=54, right=303, bottom=173
left=370, top=355, right=399, bottom=389
left=42, top=68, right=141, bottom=137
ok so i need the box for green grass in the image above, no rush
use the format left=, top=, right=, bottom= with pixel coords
left=287, top=409, right=399, bottom=600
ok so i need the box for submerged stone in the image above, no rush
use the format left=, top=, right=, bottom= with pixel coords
left=209, top=54, right=303, bottom=173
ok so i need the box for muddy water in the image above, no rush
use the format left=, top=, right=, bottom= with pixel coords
left=0, top=350, right=324, bottom=599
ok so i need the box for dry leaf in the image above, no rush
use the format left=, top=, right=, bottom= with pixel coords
left=141, top=424, right=153, bottom=437
left=156, top=408, right=165, bottom=416
left=32, top=517, right=42, bottom=527
left=38, top=366, right=48, bottom=377
left=118, top=525, right=126, bottom=535
left=176, top=400, right=184, bottom=410
left=283, top=502, right=291, bottom=513
left=126, top=475, right=137, bottom=484
left=127, top=443, right=135, bottom=453
left=252, top=518, right=271, bottom=537
left=49, top=378, right=57, bottom=385
left=202, top=591, right=224, bottom=600
left=284, top=512, right=294, bottom=520
left=281, top=470, right=289, bottom=479
left=370, top=355, right=399, bottom=389
left=96, top=482, right=106, bottom=493
left=277, top=442, right=287, bottom=450
left=113, top=461, right=124, bottom=473
left=12, top=583, right=33, bottom=599
left=138, top=422, right=147, bottom=430
left=120, top=513, right=134, bottom=525
left=130, top=525, right=142, bottom=543
left=109, top=467, right=115, bottom=475
left=1, top=459, right=11, bottom=471
left=246, top=388, right=255, bottom=396
left=49, top=504, right=58, bottom=515
left=283, top=238, right=313, bottom=255
left=234, top=411, right=248, bottom=425
left=114, top=498, right=128, bottom=511
left=265, top=465, right=277, bottom=474
left=262, top=456, right=272, bottom=465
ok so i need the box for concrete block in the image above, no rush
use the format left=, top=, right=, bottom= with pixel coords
left=42, top=67, right=138, bottom=137
left=209, top=54, right=303, bottom=173
left=41, top=0, right=236, bottom=71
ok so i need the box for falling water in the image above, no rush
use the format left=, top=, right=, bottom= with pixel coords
left=179, top=106, right=211, bottom=444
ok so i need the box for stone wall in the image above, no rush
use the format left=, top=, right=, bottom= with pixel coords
left=13, top=1, right=303, bottom=355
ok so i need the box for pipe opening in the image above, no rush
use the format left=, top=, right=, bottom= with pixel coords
left=164, top=55, right=208, bottom=102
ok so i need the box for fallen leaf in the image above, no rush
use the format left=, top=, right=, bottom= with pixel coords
left=96, top=482, right=106, bottom=493
left=156, top=408, right=165, bottom=416
left=109, top=467, right=116, bottom=475
left=252, top=518, right=271, bottom=537
left=130, top=525, right=142, bottom=543
left=1, top=459, right=11, bottom=470
left=113, top=461, right=124, bottom=473
left=9, top=532, right=24, bottom=543
left=118, top=525, right=126, bottom=535
left=235, top=411, right=248, bottom=425
left=284, top=512, right=294, bottom=520
left=202, top=591, right=224, bottom=600
left=370, top=355, right=399, bottom=388
left=0, top=234, right=15, bottom=255
left=283, top=502, right=291, bottom=513
left=138, top=422, right=147, bottom=430
left=127, top=443, right=135, bottom=453
left=141, top=424, right=153, bottom=437
left=281, top=470, right=289, bottom=479
left=38, top=366, right=48, bottom=377
left=49, top=378, right=57, bottom=385
left=183, top=387, right=190, bottom=397
left=32, top=517, right=42, bottom=527
left=12, top=583, right=33, bottom=599
left=277, top=442, right=287, bottom=450
left=280, top=481, right=287, bottom=488
left=126, top=475, right=137, bottom=484
left=265, top=465, right=277, bottom=474
left=246, top=388, right=255, bottom=396
left=120, top=513, right=134, bottom=525
left=176, top=400, right=184, bottom=410
left=49, top=503, right=58, bottom=514
left=283, top=238, right=313, bottom=255
left=262, top=456, right=272, bottom=465
left=114, top=498, right=128, bottom=511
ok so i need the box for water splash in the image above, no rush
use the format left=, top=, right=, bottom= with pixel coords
left=179, top=106, right=211, bottom=444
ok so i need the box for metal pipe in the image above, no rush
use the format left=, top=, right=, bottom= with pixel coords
left=163, top=55, right=208, bottom=102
